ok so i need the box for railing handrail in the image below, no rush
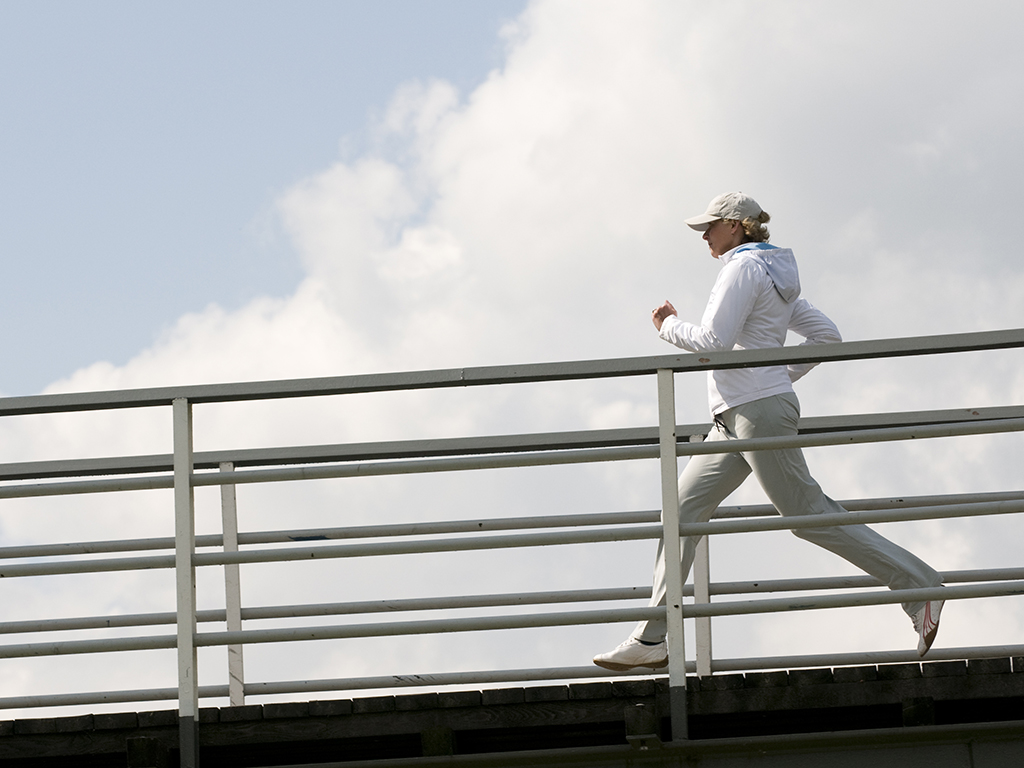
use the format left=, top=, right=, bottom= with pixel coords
left=3, top=413, right=1018, bottom=503
left=1, top=327, right=1021, bottom=417
left=3, top=495, right=1021, bottom=581
left=1, top=326, right=1022, bottom=760
left=4, top=489, right=1021, bottom=562
left=3, top=402, right=1024, bottom=483
left=4, top=579, right=1023, bottom=663
left=7, top=565, right=1024, bottom=638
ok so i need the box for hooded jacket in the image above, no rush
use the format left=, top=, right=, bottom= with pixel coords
left=658, top=242, right=841, bottom=415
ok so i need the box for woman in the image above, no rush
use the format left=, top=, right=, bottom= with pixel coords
left=593, top=192, right=944, bottom=672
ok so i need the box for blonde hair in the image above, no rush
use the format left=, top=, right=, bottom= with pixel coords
left=739, top=211, right=771, bottom=243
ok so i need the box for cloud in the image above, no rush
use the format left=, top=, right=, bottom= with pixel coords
left=4, top=0, right=1024, bottom=716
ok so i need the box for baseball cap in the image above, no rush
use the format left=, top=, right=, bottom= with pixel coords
left=684, top=192, right=763, bottom=231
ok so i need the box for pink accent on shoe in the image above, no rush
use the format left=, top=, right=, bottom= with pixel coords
left=913, top=599, right=943, bottom=656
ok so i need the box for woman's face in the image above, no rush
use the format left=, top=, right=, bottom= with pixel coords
left=702, top=218, right=745, bottom=258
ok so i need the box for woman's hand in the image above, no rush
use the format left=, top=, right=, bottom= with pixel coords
left=652, top=300, right=677, bottom=331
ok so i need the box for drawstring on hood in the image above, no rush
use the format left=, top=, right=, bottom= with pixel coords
left=724, top=242, right=801, bottom=303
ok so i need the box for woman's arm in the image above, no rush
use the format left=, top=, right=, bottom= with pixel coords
left=656, top=260, right=759, bottom=353
left=787, top=298, right=841, bottom=382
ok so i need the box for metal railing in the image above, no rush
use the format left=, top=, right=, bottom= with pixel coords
left=0, top=328, right=1023, bottom=762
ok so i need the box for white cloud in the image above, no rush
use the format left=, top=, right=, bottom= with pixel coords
left=4, top=0, right=1024, bottom=717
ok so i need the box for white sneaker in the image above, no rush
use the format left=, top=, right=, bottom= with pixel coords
left=593, top=636, right=668, bottom=671
left=912, top=599, right=943, bottom=656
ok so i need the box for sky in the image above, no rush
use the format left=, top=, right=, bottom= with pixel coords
left=0, top=0, right=521, bottom=395
left=2, top=0, right=1024, bottom=718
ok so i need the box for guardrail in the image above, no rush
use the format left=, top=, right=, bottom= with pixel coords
left=0, top=328, right=1022, bottom=763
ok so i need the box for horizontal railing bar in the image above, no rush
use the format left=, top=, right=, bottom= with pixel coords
left=715, top=490, right=1024, bottom=519
left=2, top=414, right=1020, bottom=502
left=218, top=490, right=1015, bottom=548
left=787, top=405, right=1024, bottom=434
left=192, top=582, right=1010, bottom=649
left=0, top=424, right=707, bottom=481
left=242, top=645, right=1024, bottom=692
left=1, top=328, right=1021, bottom=416
left=223, top=489, right=1021, bottom=544
left=0, top=475, right=173, bottom=500
left=0, top=528, right=659, bottom=578
left=0, top=685, right=228, bottom=711
left=710, top=567, right=1024, bottom=596
left=713, top=644, right=1024, bottom=673
left=242, top=667, right=641, bottom=697
left=0, top=535, right=193, bottom=560
left=0, top=512, right=660, bottom=560
left=0, top=588, right=651, bottom=636
left=198, top=498, right=1022, bottom=568
left=5, top=404, right=1023, bottom=483
left=197, top=607, right=663, bottom=648
left=189, top=416, right=1024, bottom=489
left=678, top=498, right=1024, bottom=537
left=0, top=444, right=655, bottom=499
left=0, top=611, right=184, bottom=635
left=7, top=497, right=1017, bottom=578
left=0, top=554, right=175, bottom=579
left=193, top=527, right=662, bottom=567
left=235, top=588, right=651, bottom=621
left=236, top=511, right=660, bottom=545
left=242, top=643, right=1024, bottom=694
left=8, top=638, right=1024, bottom=711
left=194, top=582, right=1023, bottom=647
left=8, top=640, right=1024, bottom=711
left=195, top=446, right=650, bottom=486
left=669, top=417, right=1024, bottom=459
left=0, top=670, right=644, bottom=711
left=0, top=633, right=177, bottom=659
left=7, top=567, right=1023, bottom=637
left=0, top=444, right=652, bottom=499
left=0, top=608, right=664, bottom=659
left=2, top=581, right=1017, bottom=660
left=4, top=490, right=1020, bottom=563
left=4, top=497, right=1019, bottom=582
left=685, top=582, right=1023, bottom=619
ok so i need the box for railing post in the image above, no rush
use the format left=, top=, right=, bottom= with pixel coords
left=694, top=535, right=712, bottom=677
left=220, top=462, right=245, bottom=707
left=173, top=398, right=200, bottom=768
left=657, top=369, right=688, bottom=740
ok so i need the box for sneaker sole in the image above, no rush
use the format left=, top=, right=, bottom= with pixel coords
left=593, top=658, right=669, bottom=672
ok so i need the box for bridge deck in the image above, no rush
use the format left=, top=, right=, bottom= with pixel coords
left=3, top=657, right=1024, bottom=766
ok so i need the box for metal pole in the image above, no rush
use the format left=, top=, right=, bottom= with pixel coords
left=694, top=535, right=712, bottom=678
left=657, top=369, right=687, bottom=739
left=174, top=398, right=200, bottom=767
left=220, top=462, right=245, bottom=707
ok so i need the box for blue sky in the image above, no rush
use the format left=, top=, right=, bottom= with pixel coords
left=0, top=1, right=524, bottom=394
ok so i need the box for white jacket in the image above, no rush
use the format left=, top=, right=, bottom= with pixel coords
left=658, top=242, right=841, bottom=415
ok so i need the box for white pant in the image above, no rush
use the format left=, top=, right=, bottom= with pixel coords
left=636, top=392, right=942, bottom=642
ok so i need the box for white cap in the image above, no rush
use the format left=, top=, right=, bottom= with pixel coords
left=684, top=192, right=763, bottom=231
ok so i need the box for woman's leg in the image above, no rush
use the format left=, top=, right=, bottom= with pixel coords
left=635, top=425, right=751, bottom=642
left=731, top=393, right=942, bottom=616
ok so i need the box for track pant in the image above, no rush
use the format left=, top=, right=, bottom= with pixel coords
left=636, top=392, right=942, bottom=643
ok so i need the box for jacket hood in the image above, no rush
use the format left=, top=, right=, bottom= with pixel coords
left=723, top=242, right=801, bottom=303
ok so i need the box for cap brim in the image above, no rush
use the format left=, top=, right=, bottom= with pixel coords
left=684, top=213, right=719, bottom=232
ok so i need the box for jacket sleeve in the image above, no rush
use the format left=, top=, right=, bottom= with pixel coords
left=658, top=260, right=759, bottom=352
left=786, top=298, right=841, bottom=382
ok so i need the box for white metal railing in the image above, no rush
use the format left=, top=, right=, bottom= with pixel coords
left=0, top=328, right=1022, bottom=761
